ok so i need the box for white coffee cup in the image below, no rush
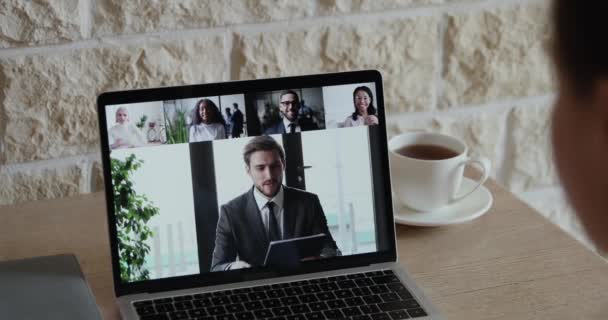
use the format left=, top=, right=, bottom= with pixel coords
left=388, top=132, right=491, bottom=212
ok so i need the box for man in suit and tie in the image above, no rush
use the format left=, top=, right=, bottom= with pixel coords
left=231, top=103, right=244, bottom=138
left=264, top=90, right=319, bottom=134
left=211, top=136, right=339, bottom=271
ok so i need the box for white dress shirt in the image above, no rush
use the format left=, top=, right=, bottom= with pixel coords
left=342, top=115, right=366, bottom=127
left=253, top=186, right=285, bottom=239
left=282, top=118, right=301, bottom=133
left=189, top=123, right=226, bottom=142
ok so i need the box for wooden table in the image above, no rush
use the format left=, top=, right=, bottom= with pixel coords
left=1, top=178, right=607, bottom=319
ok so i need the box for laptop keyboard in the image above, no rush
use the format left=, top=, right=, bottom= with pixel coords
left=133, top=269, right=428, bottom=320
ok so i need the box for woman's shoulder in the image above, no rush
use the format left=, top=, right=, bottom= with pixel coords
left=343, top=115, right=356, bottom=126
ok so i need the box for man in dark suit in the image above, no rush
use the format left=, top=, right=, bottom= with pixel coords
left=211, top=136, right=339, bottom=271
left=264, top=90, right=319, bottom=134
left=231, top=103, right=244, bottom=138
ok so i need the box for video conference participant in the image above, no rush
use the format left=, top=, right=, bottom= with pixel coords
left=343, top=86, right=379, bottom=127
left=109, top=107, right=147, bottom=149
left=231, top=103, right=245, bottom=138
left=189, top=99, right=226, bottom=142
left=211, top=136, right=340, bottom=271
left=264, top=90, right=319, bottom=134
left=223, top=107, right=233, bottom=137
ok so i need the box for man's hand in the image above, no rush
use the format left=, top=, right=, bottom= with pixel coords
left=229, top=261, right=251, bottom=270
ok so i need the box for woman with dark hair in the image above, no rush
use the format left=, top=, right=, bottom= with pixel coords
left=551, top=1, right=608, bottom=253
left=189, top=99, right=226, bottom=142
left=342, top=86, right=379, bottom=127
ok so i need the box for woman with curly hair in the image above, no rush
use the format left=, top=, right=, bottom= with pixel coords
left=189, top=99, right=226, bottom=142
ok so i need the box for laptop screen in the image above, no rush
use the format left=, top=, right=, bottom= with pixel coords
left=100, top=72, right=395, bottom=288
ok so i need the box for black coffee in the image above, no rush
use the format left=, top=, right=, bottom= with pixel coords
left=396, top=144, right=459, bottom=160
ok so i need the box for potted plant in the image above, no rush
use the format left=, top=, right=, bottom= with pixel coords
left=136, top=115, right=148, bottom=130
left=163, top=106, right=188, bottom=144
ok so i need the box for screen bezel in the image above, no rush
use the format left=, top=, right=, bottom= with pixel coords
left=97, top=70, right=397, bottom=297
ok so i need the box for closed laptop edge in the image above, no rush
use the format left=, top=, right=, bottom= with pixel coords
left=0, top=254, right=103, bottom=320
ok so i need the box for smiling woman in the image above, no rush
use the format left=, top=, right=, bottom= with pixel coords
left=188, top=99, right=226, bottom=142
left=343, top=86, right=378, bottom=127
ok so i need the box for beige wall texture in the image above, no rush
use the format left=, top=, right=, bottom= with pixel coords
left=0, top=1, right=591, bottom=249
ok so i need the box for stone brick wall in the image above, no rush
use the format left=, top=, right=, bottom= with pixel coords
left=0, top=1, right=588, bottom=247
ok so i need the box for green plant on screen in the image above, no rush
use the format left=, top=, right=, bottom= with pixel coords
left=111, top=154, right=159, bottom=282
left=136, top=115, right=148, bottom=129
left=163, top=107, right=188, bottom=144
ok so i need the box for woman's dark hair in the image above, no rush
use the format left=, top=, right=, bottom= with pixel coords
left=553, top=1, right=608, bottom=96
left=193, top=99, right=225, bottom=125
left=243, top=136, right=285, bottom=167
left=352, top=86, right=376, bottom=120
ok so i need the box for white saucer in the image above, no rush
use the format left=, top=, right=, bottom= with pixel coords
left=393, top=177, right=493, bottom=227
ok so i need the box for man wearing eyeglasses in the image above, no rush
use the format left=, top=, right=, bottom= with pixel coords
left=264, top=90, right=319, bottom=134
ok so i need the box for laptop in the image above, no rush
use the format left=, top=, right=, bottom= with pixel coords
left=97, top=70, right=441, bottom=320
left=0, top=254, right=103, bottom=320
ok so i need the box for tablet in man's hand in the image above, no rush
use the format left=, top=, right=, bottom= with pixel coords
left=264, top=233, right=327, bottom=268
